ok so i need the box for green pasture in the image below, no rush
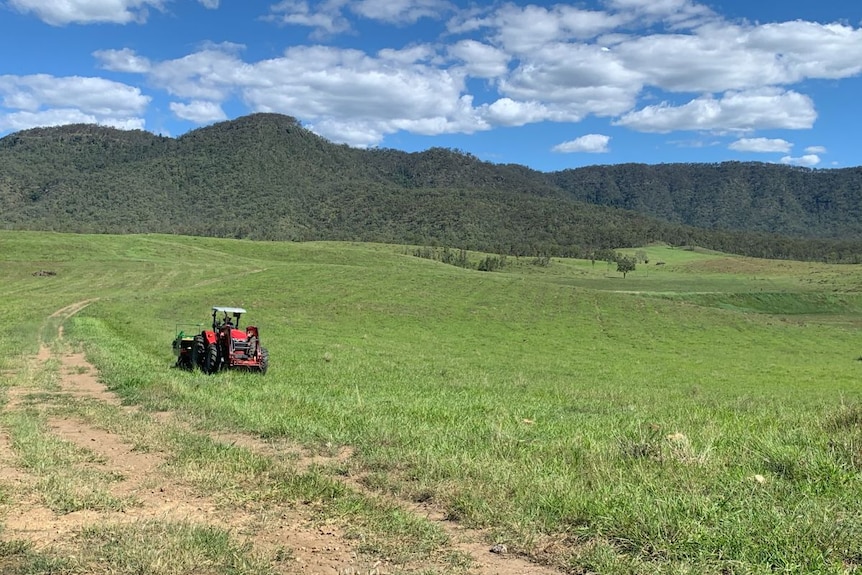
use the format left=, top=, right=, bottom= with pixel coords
left=1, top=230, right=861, bottom=574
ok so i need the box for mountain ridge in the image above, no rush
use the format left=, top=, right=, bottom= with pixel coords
left=2, top=113, right=861, bottom=262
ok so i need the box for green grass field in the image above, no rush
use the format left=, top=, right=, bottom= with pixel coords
left=1, top=230, right=861, bottom=574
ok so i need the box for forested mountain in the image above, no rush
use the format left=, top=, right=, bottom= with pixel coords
left=549, top=162, right=862, bottom=239
left=2, top=113, right=862, bottom=262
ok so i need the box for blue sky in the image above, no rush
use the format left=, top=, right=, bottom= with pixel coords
left=0, top=0, right=860, bottom=172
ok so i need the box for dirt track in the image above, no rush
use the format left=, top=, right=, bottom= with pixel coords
left=0, top=303, right=565, bottom=575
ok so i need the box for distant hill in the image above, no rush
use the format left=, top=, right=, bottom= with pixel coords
left=2, top=113, right=862, bottom=262
left=549, top=162, right=862, bottom=239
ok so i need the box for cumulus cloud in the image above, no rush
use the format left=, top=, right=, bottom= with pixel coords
left=780, top=154, right=820, bottom=167
left=582, top=18, right=862, bottom=107
left=0, top=74, right=149, bottom=115
left=448, top=40, right=510, bottom=78
left=499, top=44, right=643, bottom=118
left=615, top=89, right=816, bottom=133
left=8, top=0, right=165, bottom=25
left=453, top=2, right=862, bottom=142
left=805, top=145, right=827, bottom=154
left=605, top=0, right=717, bottom=28
left=94, top=48, right=153, bottom=73
left=482, top=98, right=549, bottom=126
left=0, top=74, right=149, bottom=132
left=8, top=0, right=862, bottom=155
left=0, top=109, right=145, bottom=133
left=352, top=0, right=453, bottom=24
left=474, top=4, right=626, bottom=53
left=270, top=0, right=451, bottom=36
left=614, top=27, right=788, bottom=93
left=169, top=101, right=227, bottom=123
left=747, top=21, right=862, bottom=81
left=377, top=45, right=438, bottom=65
left=268, top=0, right=352, bottom=36
left=306, top=95, right=483, bottom=146
left=729, top=138, right=792, bottom=153
left=553, top=134, right=611, bottom=153
left=245, top=46, right=462, bottom=115
left=304, top=118, right=385, bottom=148
left=147, top=48, right=255, bottom=101
left=135, top=44, right=484, bottom=145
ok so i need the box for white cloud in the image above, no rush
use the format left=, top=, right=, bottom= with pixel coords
left=0, top=74, right=150, bottom=116
left=615, top=26, right=788, bottom=93
left=482, top=4, right=625, bottom=54
left=483, top=98, right=549, bottom=126
left=0, top=109, right=145, bottom=132
left=94, top=48, right=152, bottom=73
left=579, top=19, right=862, bottom=95
left=0, top=75, right=149, bottom=133
left=9, top=0, right=219, bottom=25
left=780, top=154, right=820, bottom=167
left=169, top=101, right=227, bottom=123
left=377, top=45, right=438, bottom=65
left=147, top=48, right=254, bottom=100
left=352, top=0, right=452, bottom=24
left=669, top=138, right=721, bottom=149
left=440, top=2, right=861, bottom=139
left=11, top=0, right=862, bottom=153
left=729, top=138, right=792, bottom=153
left=604, top=0, right=717, bottom=28
left=305, top=118, right=384, bottom=148
left=389, top=94, right=485, bottom=135
left=747, top=21, right=862, bottom=81
left=268, top=0, right=352, bottom=36
left=553, top=134, right=611, bottom=153
left=8, top=0, right=165, bottom=25
left=155, top=1, right=862, bottom=148
left=229, top=46, right=484, bottom=145
left=805, top=145, right=827, bottom=154
left=306, top=96, right=484, bottom=146
left=499, top=44, right=643, bottom=118
left=269, top=0, right=451, bottom=36
left=615, top=89, right=816, bottom=133
left=442, top=2, right=862, bottom=140
left=448, top=40, right=510, bottom=78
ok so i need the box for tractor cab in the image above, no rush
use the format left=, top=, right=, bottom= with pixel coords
left=213, top=306, right=254, bottom=342
left=213, top=306, right=245, bottom=331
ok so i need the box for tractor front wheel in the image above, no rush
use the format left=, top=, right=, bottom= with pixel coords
left=192, top=335, right=206, bottom=370
left=204, top=343, right=220, bottom=374
left=259, top=347, right=269, bottom=374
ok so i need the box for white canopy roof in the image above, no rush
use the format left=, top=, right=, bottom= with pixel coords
left=213, top=306, right=246, bottom=314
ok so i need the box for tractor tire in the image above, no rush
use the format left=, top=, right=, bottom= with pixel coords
left=259, top=347, right=269, bottom=374
left=204, top=343, right=220, bottom=374
left=192, top=335, right=206, bottom=370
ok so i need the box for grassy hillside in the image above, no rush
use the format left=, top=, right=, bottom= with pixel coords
left=2, top=231, right=862, bottom=573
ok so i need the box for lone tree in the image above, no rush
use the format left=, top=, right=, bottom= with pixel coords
left=617, top=256, right=636, bottom=278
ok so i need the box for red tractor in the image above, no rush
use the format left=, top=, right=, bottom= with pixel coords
left=173, top=306, right=269, bottom=374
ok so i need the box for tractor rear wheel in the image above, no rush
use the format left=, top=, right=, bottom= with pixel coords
left=204, top=343, right=220, bottom=374
left=259, top=347, right=269, bottom=374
